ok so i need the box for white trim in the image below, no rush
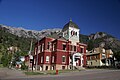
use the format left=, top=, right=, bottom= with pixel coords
left=72, top=53, right=83, bottom=66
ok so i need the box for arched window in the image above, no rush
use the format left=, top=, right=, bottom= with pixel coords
left=71, top=30, right=75, bottom=36
left=75, top=32, right=77, bottom=36
left=62, top=56, right=66, bottom=63
left=71, top=31, right=73, bottom=36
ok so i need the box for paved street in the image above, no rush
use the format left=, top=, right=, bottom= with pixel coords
left=1, top=68, right=120, bottom=80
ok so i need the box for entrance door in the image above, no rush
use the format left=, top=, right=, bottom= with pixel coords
left=73, top=53, right=83, bottom=67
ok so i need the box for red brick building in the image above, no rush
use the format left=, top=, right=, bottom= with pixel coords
left=33, top=20, right=87, bottom=71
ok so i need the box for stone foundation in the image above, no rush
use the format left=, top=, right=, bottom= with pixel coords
left=55, top=64, right=68, bottom=70
left=37, top=64, right=51, bottom=71
left=34, top=64, right=83, bottom=71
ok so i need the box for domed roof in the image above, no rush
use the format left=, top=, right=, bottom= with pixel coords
left=62, top=19, right=79, bottom=31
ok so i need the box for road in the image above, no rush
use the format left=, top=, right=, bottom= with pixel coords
left=1, top=69, right=120, bottom=80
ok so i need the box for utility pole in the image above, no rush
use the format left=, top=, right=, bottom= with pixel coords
left=28, top=40, right=33, bottom=71
left=33, top=35, right=39, bottom=71
left=35, top=40, right=39, bottom=71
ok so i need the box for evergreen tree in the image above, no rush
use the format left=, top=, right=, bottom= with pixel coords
left=114, top=51, right=120, bottom=61
left=87, top=40, right=94, bottom=51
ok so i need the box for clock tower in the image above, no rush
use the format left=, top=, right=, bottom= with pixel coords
left=62, top=19, right=80, bottom=45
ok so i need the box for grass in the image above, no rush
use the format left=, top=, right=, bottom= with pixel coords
left=25, top=72, right=47, bottom=75
left=0, top=64, right=3, bottom=68
left=57, top=69, right=78, bottom=73
left=24, top=71, right=56, bottom=75
left=24, top=69, right=79, bottom=75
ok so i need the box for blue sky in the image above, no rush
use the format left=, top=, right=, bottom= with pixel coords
left=0, top=0, right=120, bottom=39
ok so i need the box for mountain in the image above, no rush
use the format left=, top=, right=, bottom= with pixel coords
left=88, top=32, right=120, bottom=52
left=0, top=24, right=120, bottom=53
left=0, top=24, right=61, bottom=39
left=1, top=24, right=120, bottom=67
left=0, top=24, right=62, bottom=60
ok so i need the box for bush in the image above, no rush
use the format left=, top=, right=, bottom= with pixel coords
left=21, top=63, right=28, bottom=70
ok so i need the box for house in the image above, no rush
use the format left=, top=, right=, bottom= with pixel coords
left=33, top=20, right=87, bottom=71
left=86, top=47, right=113, bottom=67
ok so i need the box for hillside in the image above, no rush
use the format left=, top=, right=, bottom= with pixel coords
left=0, top=24, right=61, bottom=39
left=87, top=32, right=120, bottom=52
left=0, top=24, right=61, bottom=65
left=1, top=24, right=120, bottom=53
left=0, top=25, right=60, bottom=66
left=0, top=24, right=120, bottom=64
left=0, top=24, right=62, bottom=53
left=0, top=27, right=33, bottom=54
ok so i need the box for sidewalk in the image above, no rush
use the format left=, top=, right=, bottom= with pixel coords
left=0, top=68, right=26, bottom=79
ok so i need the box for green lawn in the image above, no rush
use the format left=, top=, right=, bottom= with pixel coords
left=25, top=72, right=47, bottom=75
left=0, top=64, right=3, bottom=68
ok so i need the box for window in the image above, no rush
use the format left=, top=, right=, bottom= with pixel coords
left=52, top=66, right=55, bottom=70
left=82, top=60, right=84, bottom=65
left=47, top=42, right=50, bottom=50
left=71, top=30, right=78, bottom=36
left=52, top=56, right=54, bottom=63
left=38, top=45, right=41, bottom=53
left=62, top=56, right=66, bottom=63
left=53, top=43, right=56, bottom=51
left=46, top=56, right=49, bottom=63
left=96, top=60, right=97, bottom=62
left=35, top=48, right=37, bottom=55
left=70, top=45, right=72, bottom=51
left=41, top=56, right=43, bottom=63
left=45, top=66, right=48, bottom=70
left=107, top=60, right=109, bottom=64
left=63, top=44, right=66, bottom=50
left=42, top=43, right=44, bottom=52
left=90, top=56, right=92, bottom=60
left=62, top=66, right=65, bottom=70
left=71, top=31, right=73, bottom=36
left=75, top=32, right=77, bottom=36
left=34, top=58, right=36, bottom=64
left=91, top=62, right=92, bottom=65
left=71, top=45, right=74, bottom=51
left=74, top=46, right=76, bottom=51
left=95, top=55, right=98, bottom=59
left=71, top=45, right=76, bottom=51
left=80, top=48, right=83, bottom=53
left=102, top=54, right=105, bottom=59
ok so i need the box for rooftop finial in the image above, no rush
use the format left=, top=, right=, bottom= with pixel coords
left=70, top=18, right=72, bottom=22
